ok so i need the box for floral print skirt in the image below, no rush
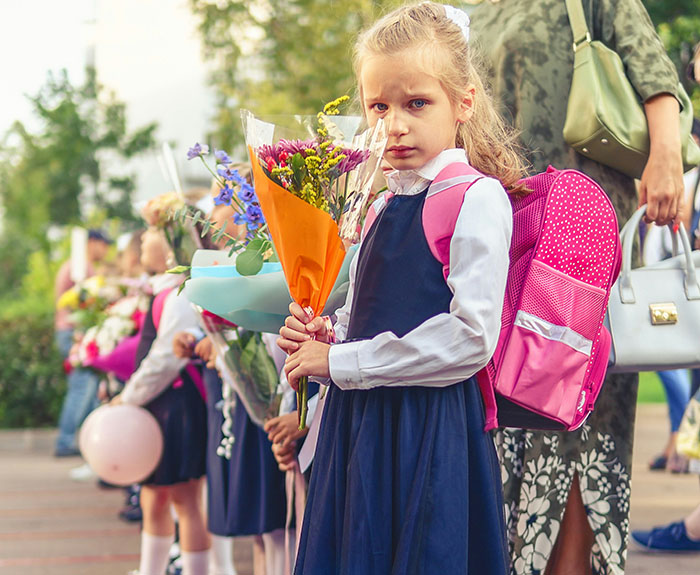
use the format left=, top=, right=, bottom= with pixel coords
left=497, top=373, right=638, bottom=575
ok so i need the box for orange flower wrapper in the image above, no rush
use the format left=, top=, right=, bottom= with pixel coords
left=248, top=147, right=347, bottom=317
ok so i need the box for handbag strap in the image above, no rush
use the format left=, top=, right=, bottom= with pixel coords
left=564, top=0, right=591, bottom=51
left=619, top=205, right=700, bottom=303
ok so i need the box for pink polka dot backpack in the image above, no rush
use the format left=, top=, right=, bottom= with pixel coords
left=423, top=163, right=621, bottom=431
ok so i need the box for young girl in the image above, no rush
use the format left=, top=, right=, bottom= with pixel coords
left=113, top=227, right=209, bottom=575
left=278, top=3, right=526, bottom=573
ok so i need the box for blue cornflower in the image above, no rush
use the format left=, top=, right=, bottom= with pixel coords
left=217, top=165, right=247, bottom=186
left=187, top=143, right=209, bottom=160
left=214, top=185, right=233, bottom=206
left=214, top=149, right=232, bottom=164
left=245, top=204, right=264, bottom=224
left=233, top=212, right=246, bottom=225
left=238, top=183, right=256, bottom=203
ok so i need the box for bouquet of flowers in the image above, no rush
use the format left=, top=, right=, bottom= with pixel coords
left=57, top=275, right=126, bottom=333
left=69, top=293, right=150, bottom=381
left=196, top=309, right=282, bottom=457
left=242, top=97, right=387, bottom=428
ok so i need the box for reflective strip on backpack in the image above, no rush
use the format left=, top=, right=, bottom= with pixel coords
left=514, top=310, right=593, bottom=356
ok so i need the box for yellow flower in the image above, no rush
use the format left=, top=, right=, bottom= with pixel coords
left=57, top=288, right=80, bottom=310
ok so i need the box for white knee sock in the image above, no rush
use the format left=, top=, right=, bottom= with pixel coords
left=138, top=532, right=174, bottom=575
left=181, top=549, right=209, bottom=575
left=262, top=529, right=286, bottom=575
left=209, top=534, right=237, bottom=575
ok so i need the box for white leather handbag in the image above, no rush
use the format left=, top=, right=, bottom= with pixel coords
left=607, top=205, right=700, bottom=373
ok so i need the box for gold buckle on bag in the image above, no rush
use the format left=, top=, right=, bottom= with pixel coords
left=649, top=303, right=678, bottom=325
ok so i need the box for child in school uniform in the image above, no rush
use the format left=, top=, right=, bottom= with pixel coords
left=278, top=3, right=527, bottom=573
left=113, top=227, right=209, bottom=575
left=174, top=198, right=288, bottom=575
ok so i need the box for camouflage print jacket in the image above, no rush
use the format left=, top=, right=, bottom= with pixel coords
left=470, top=0, right=681, bottom=224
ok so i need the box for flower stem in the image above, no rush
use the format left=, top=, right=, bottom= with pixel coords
left=199, top=156, right=248, bottom=213
left=297, top=376, right=308, bottom=430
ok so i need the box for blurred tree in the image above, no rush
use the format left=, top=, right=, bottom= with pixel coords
left=189, top=0, right=404, bottom=151
left=190, top=1, right=699, bottom=150
left=0, top=67, right=157, bottom=295
left=644, top=1, right=700, bottom=110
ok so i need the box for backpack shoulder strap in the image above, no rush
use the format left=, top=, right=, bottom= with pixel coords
left=361, top=191, right=395, bottom=241
left=152, top=287, right=174, bottom=331
left=423, top=162, right=485, bottom=279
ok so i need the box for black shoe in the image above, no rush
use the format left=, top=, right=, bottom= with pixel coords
left=54, top=446, right=81, bottom=457
left=118, top=503, right=143, bottom=523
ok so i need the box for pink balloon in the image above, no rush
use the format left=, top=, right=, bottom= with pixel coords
left=79, top=404, right=163, bottom=486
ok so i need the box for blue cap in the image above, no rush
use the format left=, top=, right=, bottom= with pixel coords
left=87, top=229, right=113, bottom=244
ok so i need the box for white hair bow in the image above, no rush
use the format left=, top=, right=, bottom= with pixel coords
left=443, top=5, right=470, bottom=42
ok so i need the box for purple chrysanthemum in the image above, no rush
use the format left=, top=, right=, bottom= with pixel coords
left=335, top=148, right=371, bottom=174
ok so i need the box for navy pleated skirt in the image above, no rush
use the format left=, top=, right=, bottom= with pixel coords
left=294, top=377, right=509, bottom=575
left=142, top=373, right=207, bottom=486
left=204, top=368, right=286, bottom=536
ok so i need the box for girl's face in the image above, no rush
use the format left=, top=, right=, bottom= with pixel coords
left=140, top=228, right=170, bottom=275
left=361, top=52, right=473, bottom=171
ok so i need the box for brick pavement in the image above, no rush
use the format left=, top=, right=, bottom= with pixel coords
left=0, top=405, right=697, bottom=574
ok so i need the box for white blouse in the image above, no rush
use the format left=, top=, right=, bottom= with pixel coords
left=327, top=148, right=513, bottom=390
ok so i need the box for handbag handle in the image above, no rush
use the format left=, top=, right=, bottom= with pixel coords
left=618, top=205, right=700, bottom=303
left=619, top=208, right=680, bottom=258
left=564, top=0, right=591, bottom=51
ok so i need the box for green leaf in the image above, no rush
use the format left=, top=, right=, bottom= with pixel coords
left=212, top=221, right=227, bottom=242
left=191, top=210, right=202, bottom=226
left=246, top=238, right=266, bottom=253
left=267, top=244, right=280, bottom=262
left=290, top=152, right=306, bottom=189
left=200, top=219, right=212, bottom=237
left=177, top=280, right=187, bottom=295
left=235, top=249, right=264, bottom=276
left=166, top=265, right=190, bottom=274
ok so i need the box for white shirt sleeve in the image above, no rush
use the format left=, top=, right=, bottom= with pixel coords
left=331, top=245, right=359, bottom=343
left=121, top=292, right=200, bottom=406
left=328, top=177, right=512, bottom=389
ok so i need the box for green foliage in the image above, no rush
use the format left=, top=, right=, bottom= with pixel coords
left=0, top=68, right=157, bottom=298
left=0, top=249, right=65, bottom=428
left=0, top=311, right=66, bottom=428
left=189, top=0, right=405, bottom=151
left=644, top=1, right=700, bottom=112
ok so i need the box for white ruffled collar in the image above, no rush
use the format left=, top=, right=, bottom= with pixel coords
left=149, top=273, right=183, bottom=295
left=386, top=149, right=470, bottom=196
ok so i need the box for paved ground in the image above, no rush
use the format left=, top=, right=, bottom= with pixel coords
left=0, top=404, right=698, bottom=574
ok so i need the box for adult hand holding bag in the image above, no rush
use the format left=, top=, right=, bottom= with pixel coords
left=563, top=0, right=700, bottom=179
left=607, top=205, right=700, bottom=373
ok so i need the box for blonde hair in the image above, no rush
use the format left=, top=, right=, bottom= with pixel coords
left=353, top=2, right=528, bottom=192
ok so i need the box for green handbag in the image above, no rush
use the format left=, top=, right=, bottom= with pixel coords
left=563, top=0, right=700, bottom=179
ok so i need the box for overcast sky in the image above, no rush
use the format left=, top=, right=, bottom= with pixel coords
left=0, top=1, right=88, bottom=136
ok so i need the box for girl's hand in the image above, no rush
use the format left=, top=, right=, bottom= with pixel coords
left=278, top=303, right=331, bottom=354
left=271, top=441, right=298, bottom=472
left=284, top=340, right=331, bottom=390
left=194, top=336, right=215, bottom=367
left=173, top=331, right=196, bottom=359
left=264, top=412, right=308, bottom=447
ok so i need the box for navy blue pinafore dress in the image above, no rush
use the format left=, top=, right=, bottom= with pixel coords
left=136, top=296, right=207, bottom=486
left=294, top=190, right=509, bottom=575
left=203, top=367, right=286, bottom=536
